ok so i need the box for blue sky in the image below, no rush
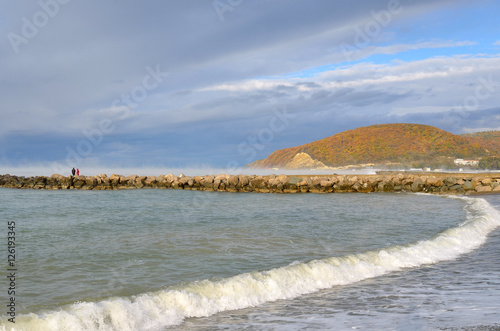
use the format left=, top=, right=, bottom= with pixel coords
left=1, top=0, right=499, bottom=175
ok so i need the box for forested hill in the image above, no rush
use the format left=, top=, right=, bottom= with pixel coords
left=460, top=131, right=500, bottom=155
left=249, top=123, right=499, bottom=169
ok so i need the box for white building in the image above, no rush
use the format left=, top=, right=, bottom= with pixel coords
left=454, top=159, right=479, bottom=166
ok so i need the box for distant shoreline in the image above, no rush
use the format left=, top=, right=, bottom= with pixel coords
left=1, top=173, right=499, bottom=195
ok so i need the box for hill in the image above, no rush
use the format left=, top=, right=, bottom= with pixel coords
left=460, top=131, right=500, bottom=155
left=249, top=123, right=498, bottom=169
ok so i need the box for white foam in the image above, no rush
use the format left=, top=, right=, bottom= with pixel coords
left=2, top=196, right=499, bottom=331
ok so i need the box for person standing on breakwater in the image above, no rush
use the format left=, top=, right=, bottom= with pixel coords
left=72, top=168, right=76, bottom=176
left=76, top=168, right=79, bottom=176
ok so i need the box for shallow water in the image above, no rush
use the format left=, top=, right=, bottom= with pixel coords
left=1, top=189, right=499, bottom=330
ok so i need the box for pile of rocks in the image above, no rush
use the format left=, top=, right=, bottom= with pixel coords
left=1, top=173, right=499, bottom=194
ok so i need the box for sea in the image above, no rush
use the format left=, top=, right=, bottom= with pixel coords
left=0, top=187, right=499, bottom=330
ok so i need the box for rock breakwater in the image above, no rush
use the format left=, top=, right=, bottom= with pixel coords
left=1, top=173, right=500, bottom=194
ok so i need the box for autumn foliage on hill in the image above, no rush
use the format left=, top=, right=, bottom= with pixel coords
left=250, top=124, right=495, bottom=168
left=460, top=131, right=500, bottom=156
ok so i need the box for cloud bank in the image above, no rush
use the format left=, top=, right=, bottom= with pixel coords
left=1, top=0, right=499, bottom=174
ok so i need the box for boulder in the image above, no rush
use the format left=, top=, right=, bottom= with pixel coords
left=475, top=185, right=492, bottom=193
left=34, top=176, right=47, bottom=185
left=171, top=178, right=183, bottom=189
left=288, top=177, right=302, bottom=185
left=33, top=176, right=47, bottom=190
left=85, top=177, right=97, bottom=187
left=390, top=175, right=403, bottom=186
left=178, top=176, right=192, bottom=185
left=237, top=175, right=249, bottom=187
left=145, top=176, right=157, bottom=187
left=462, top=181, right=474, bottom=190
left=73, top=180, right=85, bottom=189
left=402, top=175, right=415, bottom=185
left=193, top=176, right=203, bottom=186
left=277, top=174, right=289, bottom=185
left=125, top=175, right=138, bottom=183
left=249, top=177, right=267, bottom=189
left=378, top=180, right=394, bottom=192
left=226, top=175, right=239, bottom=187
left=471, top=178, right=481, bottom=189
left=299, top=177, right=313, bottom=186
left=358, top=182, right=374, bottom=193
left=134, top=176, right=146, bottom=188
left=163, top=174, right=175, bottom=182
left=110, top=176, right=122, bottom=186
left=369, top=176, right=382, bottom=185
left=320, top=180, right=333, bottom=187
left=155, top=176, right=167, bottom=188
left=351, top=182, right=363, bottom=192
left=200, top=175, right=215, bottom=187
left=448, top=184, right=463, bottom=193
left=109, top=174, right=121, bottom=186
left=443, top=177, right=458, bottom=186
left=336, top=178, right=353, bottom=191
left=413, top=177, right=430, bottom=192
left=480, top=178, right=492, bottom=186
left=426, top=176, right=443, bottom=187
left=348, top=176, right=358, bottom=184
left=49, top=174, right=72, bottom=189
left=213, top=175, right=227, bottom=189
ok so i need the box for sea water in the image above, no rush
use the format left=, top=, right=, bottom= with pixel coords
left=0, top=188, right=499, bottom=330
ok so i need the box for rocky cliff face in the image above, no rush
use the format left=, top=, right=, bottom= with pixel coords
left=283, top=153, right=329, bottom=169
left=1, top=173, right=499, bottom=195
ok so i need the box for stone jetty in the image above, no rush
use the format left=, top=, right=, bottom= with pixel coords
left=1, top=172, right=499, bottom=195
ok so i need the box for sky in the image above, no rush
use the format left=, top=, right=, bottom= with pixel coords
left=1, top=0, right=500, bottom=175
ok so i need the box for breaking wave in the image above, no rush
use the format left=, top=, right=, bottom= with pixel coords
left=2, top=196, right=499, bottom=331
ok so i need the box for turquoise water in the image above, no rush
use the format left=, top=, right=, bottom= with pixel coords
left=1, top=189, right=499, bottom=330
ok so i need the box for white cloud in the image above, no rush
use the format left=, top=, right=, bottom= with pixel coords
left=200, top=54, right=500, bottom=94
left=181, top=53, right=500, bottom=135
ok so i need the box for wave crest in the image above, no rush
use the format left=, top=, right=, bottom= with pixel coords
left=3, top=196, right=499, bottom=331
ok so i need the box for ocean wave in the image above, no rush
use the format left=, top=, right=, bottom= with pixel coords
left=2, top=196, right=499, bottom=331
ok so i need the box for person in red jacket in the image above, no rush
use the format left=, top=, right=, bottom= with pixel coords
left=76, top=168, right=79, bottom=176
